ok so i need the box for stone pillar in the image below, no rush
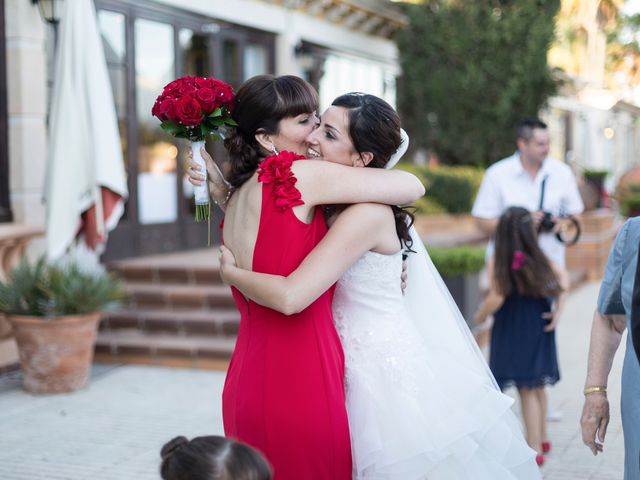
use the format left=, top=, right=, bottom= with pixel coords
left=2, top=0, right=48, bottom=370
left=6, top=0, right=48, bottom=256
left=275, top=9, right=303, bottom=77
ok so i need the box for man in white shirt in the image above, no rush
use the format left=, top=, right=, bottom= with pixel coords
left=472, top=117, right=584, bottom=268
left=472, top=117, right=584, bottom=423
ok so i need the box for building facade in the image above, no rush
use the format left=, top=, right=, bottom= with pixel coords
left=4, top=0, right=404, bottom=260
left=546, top=0, right=640, bottom=189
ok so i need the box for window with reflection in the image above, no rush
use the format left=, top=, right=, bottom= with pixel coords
left=223, top=40, right=241, bottom=87
left=243, top=43, right=268, bottom=81
left=135, top=19, right=177, bottom=225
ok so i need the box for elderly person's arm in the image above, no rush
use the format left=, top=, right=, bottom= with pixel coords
left=580, top=311, right=626, bottom=455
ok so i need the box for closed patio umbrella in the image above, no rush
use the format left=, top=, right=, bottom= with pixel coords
left=45, top=0, right=127, bottom=261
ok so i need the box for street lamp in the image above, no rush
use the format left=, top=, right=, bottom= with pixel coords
left=31, top=0, right=64, bottom=26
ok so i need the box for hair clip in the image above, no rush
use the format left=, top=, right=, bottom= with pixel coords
left=511, top=250, right=526, bottom=270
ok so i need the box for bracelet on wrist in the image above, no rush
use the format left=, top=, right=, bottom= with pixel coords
left=213, top=187, right=234, bottom=206
left=584, top=386, right=607, bottom=396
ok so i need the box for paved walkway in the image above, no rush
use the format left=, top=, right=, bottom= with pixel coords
left=0, top=281, right=626, bottom=479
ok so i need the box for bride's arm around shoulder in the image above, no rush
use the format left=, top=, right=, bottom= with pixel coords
left=220, top=203, right=392, bottom=315
left=292, top=160, right=425, bottom=208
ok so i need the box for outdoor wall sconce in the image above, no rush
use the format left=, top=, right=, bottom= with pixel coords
left=31, top=0, right=64, bottom=26
left=294, top=41, right=315, bottom=71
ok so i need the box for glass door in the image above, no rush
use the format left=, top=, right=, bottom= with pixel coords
left=95, top=0, right=274, bottom=259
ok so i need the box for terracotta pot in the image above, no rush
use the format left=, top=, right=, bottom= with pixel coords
left=7, top=313, right=102, bottom=394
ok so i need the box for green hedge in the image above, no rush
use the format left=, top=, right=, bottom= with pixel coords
left=615, top=183, right=640, bottom=217
left=399, top=163, right=484, bottom=214
left=427, top=244, right=486, bottom=277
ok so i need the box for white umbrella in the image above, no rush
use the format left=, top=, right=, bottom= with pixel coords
left=45, top=0, right=127, bottom=262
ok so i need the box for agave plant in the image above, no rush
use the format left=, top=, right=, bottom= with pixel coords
left=0, top=256, right=125, bottom=318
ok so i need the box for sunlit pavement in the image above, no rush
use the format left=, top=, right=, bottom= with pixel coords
left=505, top=281, right=625, bottom=480
left=0, top=281, right=625, bottom=479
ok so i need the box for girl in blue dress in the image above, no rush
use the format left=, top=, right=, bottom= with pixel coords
left=475, top=206, right=568, bottom=467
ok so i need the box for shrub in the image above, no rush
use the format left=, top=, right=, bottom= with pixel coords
left=399, top=163, right=484, bottom=214
left=0, top=257, right=125, bottom=317
left=413, top=196, right=447, bottom=215
left=618, top=191, right=640, bottom=217
left=583, top=169, right=608, bottom=181
left=427, top=244, right=486, bottom=277
left=615, top=183, right=640, bottom=217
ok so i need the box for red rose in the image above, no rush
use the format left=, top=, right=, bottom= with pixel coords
left=152, top=96, right=177, bottom=121
left=195, top=88, right=217, bottom=113
left=195, top=77, right=216, bottom=89
left=211, top=83, right=234, bottom=109
left=177, top=78, right=197, bottom=96
left=162, top=79, right=182, bottom=97
left=174, top=95, right=203, bottom=126
left=152, top=95, right=164, bottom=117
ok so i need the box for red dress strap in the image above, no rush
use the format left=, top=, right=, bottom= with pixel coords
left=257, top=151, right=305, bottom=211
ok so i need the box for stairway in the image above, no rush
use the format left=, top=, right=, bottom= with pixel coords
left=96, top=249, right=238, bottom=370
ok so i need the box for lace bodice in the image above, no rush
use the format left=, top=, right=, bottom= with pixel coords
left=335, top=250, right=404, bottom=317
left=333, top=251, right=428, bottom=394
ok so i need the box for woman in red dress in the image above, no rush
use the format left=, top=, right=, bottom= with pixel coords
left=208, top=75, right=423, bottom=479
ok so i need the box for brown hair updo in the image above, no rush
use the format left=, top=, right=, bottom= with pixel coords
left=331, top=93, right=415, bottom=248
left=225, top=75, right=319, bottom=188
left=160, top=435, right=272, bottom=480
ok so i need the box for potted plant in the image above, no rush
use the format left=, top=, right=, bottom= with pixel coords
left=616, top=183, right=640, bottom=217
left=0, top=257, right=124, bottom=394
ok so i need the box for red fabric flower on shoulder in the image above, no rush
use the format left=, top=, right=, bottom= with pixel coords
left=257, top=151, right=306, bottom=211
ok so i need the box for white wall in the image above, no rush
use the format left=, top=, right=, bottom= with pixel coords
left=154, top=0, right=399, bottom=74
left=6, top=0, right=48, bottom=255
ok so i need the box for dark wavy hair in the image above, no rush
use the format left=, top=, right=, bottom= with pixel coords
left=224, top=75, right=319, bottom=188
left=493, top=206, right=562, bottom=298
left=160, top=435, right=272, bottom=480
left=331, top=93, right=415, bottom=248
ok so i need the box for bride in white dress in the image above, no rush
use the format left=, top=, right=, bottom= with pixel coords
left=218, top=93, right=541, bottom=479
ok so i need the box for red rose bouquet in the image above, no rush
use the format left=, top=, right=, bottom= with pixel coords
left=152, top=76, right=236, bottom=224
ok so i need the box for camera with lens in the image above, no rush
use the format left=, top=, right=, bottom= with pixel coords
left=538, top=211, right=556, bottom=233
left=538, top=177, right=581, bottom=246
left=536, top=212, right=581, bottom=246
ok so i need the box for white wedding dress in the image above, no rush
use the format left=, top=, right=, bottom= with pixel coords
left=332, top=246, right=541, bottom=479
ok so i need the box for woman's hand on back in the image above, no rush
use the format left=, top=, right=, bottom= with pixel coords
left=219, top=245, right=238, bottom=285
left=542, top=310, right=559, bottom=332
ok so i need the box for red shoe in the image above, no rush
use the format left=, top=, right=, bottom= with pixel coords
left=535, top=454, right=545, bottom=466
left=541, top=441, right=551, bottom=454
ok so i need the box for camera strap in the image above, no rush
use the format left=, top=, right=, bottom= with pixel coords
left=538, top=175, right=549, bottom=210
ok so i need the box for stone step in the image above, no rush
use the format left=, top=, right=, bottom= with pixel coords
left=95, top=329, right=236, bottom=360
left=107, top=248, right=221, bottom=286
left=101, top=307, right=240, bottom=337
left=109, top=264, right=222, bottom=285
left=124, top=283, right=235, bottom=309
